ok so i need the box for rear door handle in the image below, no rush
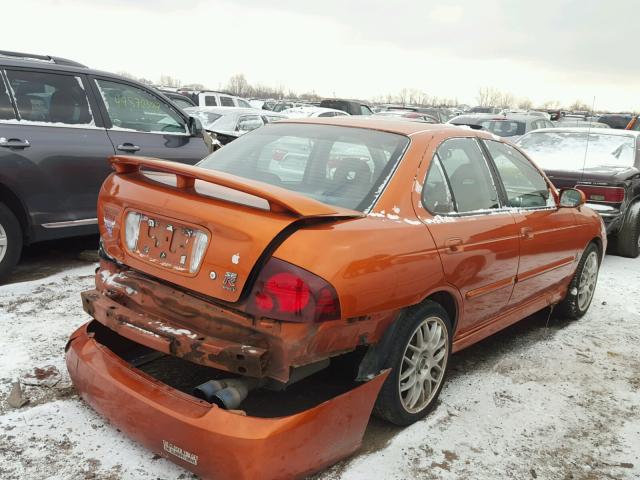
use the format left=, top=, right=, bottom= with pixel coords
left=445, top=237, right=463, bottom=253
left=521, top=227, right=534, bottom=240
left=0, top=138, right=30, bottom=149
left=117, top=143, right=140, bottom=153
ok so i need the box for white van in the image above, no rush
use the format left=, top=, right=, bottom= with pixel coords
left=178, top=90, right=252, bottom=108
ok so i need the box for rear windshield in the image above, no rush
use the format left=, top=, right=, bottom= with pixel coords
left=517, top=131, right=636, bottom=170
left=197, top=123, right=409, bottom=211
left=477, top=120, right=526, bottom=137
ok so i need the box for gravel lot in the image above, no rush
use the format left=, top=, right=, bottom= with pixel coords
left=1, top=237, right=638, bottom=480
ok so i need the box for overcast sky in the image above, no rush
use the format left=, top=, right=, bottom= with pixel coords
left=3, top=0, right=638, bottom=110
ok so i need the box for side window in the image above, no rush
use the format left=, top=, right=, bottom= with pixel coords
left=5, top=70, right=93, bottom=125
left=263, top=115, right=283, bottom=123
left=237, top=99, right=251, bottom=108
left=484, top=140, right=553, bottom=208
left=220, top=96, right=234, bottom=107
left=204, top=95, right=217, bottom=106
left=95, top=79, right=186, bottom=134
left=318, top=111, right=336, bottom=117
left=422, top=155, right=455, bottom=214
left=437, top=137, right=500, bottom=213
left=360, top=105, right=373, bottom=115
left=0, top=74, right=15, bottom=120
left=236, top=115, right=263, bottom=132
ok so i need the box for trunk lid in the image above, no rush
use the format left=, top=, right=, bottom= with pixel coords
left=99, top=155, right=362, bottom=302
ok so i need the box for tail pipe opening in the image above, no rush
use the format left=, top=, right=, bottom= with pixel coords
left=193, top=377, right=265, bottom=410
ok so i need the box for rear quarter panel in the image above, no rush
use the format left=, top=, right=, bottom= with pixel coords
left=273, top=132, right=451, bottom=351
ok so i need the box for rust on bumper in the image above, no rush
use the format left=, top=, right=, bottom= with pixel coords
left=82, top=289, right=269, bottom=378
left=66, top=322, right=389, bottom=480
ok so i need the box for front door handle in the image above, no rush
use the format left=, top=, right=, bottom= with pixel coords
left=445, top=237, right=463, bottom=253
left=117, top=143, right=140, bottom=153
left=521, top=227, right=534, bottom=240
left=0, top=137, right=30, bottom=149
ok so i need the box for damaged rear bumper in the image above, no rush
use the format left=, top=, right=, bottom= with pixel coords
left=81, top=289, right=269, bottom=378
left=65, top=322, right=389, bottom=480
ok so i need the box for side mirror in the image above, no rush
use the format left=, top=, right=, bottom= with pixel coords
left=188, top=116, right=203, bottom=137
left=559, top=188, right=586, bottom=208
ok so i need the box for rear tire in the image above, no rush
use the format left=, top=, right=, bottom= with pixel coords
left=0, top=202, right=22, bottom=284
left=557, top=243, right=600, bottom=319
left=616, top=201, right=640, bottom=258
left=373, top=301, right=452, bottom=426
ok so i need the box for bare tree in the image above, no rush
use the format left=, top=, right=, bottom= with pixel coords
left=518, top=98, right=533, bottom=110
left=398, top=88, right=410, bottom=105
left=542, top=100, right=561, bottom=109
left=498, top=92, right=515, bottom=109
left=569, top=100, right=591, bottom=112
left=183, top=83, right=205, bottom=90
left=117, top=71, right=136, bottom=80
left=159, top=75, right=182, bottom=88
left=476, top=87, right=503, bottom=107
left=227, top=74, right=249, bottom=97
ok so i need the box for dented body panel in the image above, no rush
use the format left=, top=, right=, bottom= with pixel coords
left=66, top=323, right=389, bottom=480
left=68, top=118, right=607, bottom=479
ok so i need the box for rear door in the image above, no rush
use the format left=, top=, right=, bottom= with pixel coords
left=417, top=137, right=520, bottom=332
left=482, top=140, right=579, bottom=307
left=0, top=68, right=114, bottom=228
left=91, top=77, right=208, bottom=164
left=219, top=95, right=235, bottom=107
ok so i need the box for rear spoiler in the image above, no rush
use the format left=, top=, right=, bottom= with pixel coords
left=110, top=155, right=364, bottom=219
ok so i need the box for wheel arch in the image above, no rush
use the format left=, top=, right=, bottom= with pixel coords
left=0, top=183, right=29, bottom=244
left=590, top=236, right=604, bottom=261
left=356, top=288, right=461, bottom=381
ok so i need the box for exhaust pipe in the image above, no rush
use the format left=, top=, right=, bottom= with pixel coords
left=193, top=377, right=263, bottom=410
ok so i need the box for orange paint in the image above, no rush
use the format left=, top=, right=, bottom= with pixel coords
left=68, top=117, right=606, bottom=479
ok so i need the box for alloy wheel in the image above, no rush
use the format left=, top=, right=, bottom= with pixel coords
left=398, top=316, right=448, bottom=414
left=577, top=251, right=598, bottom=311
left=0, top=222, right=7, bottom=264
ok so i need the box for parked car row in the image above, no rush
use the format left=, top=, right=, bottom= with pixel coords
left=185, top=107, right=287, bottom=145
left=516, top=128, right=640, bottom=257
left=1, top=49, right=639, bottom=287
left=1, top=49, right=637, bottom=480
left=447, top=113, right=555, bottom=141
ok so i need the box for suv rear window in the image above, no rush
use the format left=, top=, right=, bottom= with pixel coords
left=197, top=123, right=409, bottom=211
left=0, top=75, right=15, bottom=120
left=477, top=120, right=525, bottom=137
left=5, top=70, right=93, bottom=125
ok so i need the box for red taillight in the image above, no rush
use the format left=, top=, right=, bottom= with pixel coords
left=246, top=258, right=341, bottom=323
left=264, top=272, right=310, bottom=312
left=576, top=185, right=625, bottom=203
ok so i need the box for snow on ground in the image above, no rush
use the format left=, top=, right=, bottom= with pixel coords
left=1, top=238, right=639, bottom=480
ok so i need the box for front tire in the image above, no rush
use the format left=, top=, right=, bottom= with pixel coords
left=374, top=301, right=452, bottom=426
left=616, top=201, right=640, bottom=258
left=0, top=202, right=22, bottom=284
left=557, top=243, right=600, bottom=319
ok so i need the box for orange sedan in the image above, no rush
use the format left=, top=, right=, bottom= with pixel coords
left=67, top=117, right=606, bottom=479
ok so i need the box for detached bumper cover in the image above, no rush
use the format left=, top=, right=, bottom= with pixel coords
left=65, top=322, right=388, bottom=480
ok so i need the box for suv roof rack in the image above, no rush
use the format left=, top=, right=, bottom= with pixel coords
left=178, top=89, right=236, bottom=96
left=0, top=50, right=87, bottom=68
